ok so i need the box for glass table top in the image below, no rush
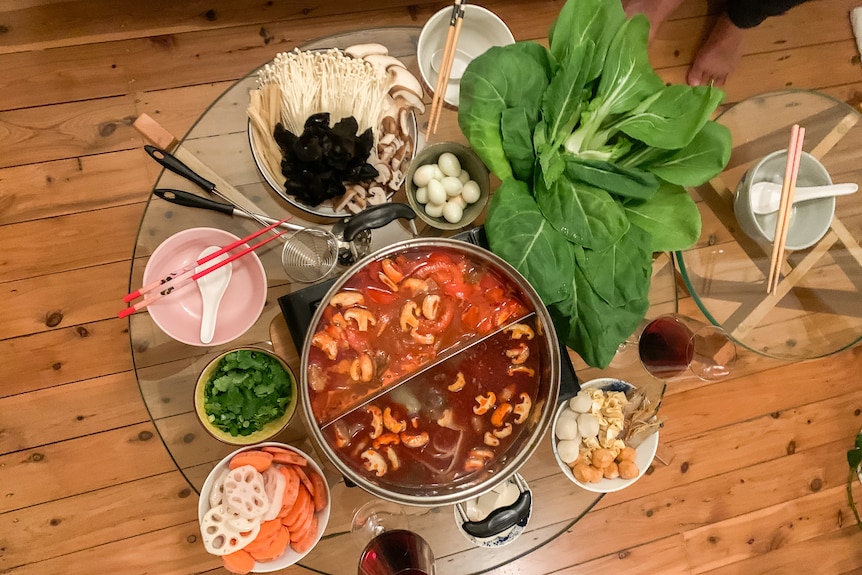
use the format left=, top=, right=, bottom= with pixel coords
left=677, top=90, right=862, bottom=360
left=128, top=26, right=678, bottom=575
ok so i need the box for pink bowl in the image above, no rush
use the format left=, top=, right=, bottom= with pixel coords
left=142, top=227, right=268, bottom=346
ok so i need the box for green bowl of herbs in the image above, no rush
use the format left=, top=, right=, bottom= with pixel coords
left=194, top=347, right=297, bottom=445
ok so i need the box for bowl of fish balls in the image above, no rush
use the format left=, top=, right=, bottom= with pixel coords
left=405, top=141, right=490, bottom=231
left=551, top=378, right=659, bottom=494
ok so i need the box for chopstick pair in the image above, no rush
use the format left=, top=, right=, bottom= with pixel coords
left=767, top=124, right=806, bottom=294
left=118, top=217, right=290, bottom=318
left=425, top=0, right=466, bottom=139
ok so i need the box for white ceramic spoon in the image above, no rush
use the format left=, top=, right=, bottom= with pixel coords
left=750, top=181, right=858, bottom=214
left=196, top=246, right=232, bottom=344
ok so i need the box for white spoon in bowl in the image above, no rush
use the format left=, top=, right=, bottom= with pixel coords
left=196, top=246, right=232, bottom=344
left=750, top=181, right=857, bottom=214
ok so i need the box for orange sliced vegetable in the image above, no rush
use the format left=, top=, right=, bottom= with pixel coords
left=307, top=468, right=329, bottom=512
left=222, top=549, right=256, bottom=574
left=249, top=525, right=291, bottom=562
left=290, top=513, right=317, bottom=544
left=282, top=485, right=310, bottom=527
left=229, top=450, right=273, bottom=472
left=293, top=465, right=316, bottom=499
left=242, top=519, right=281, bottom=555
left=278, top=464, right=300, bottom=512
left=287, top=495, right=314, bottom=535
left=290, top=517, right=319, bottom=555
left=268, top=449, right=308, bottom=467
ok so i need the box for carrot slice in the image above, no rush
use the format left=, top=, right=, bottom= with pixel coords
left=290, top=513, right=317, bottom=544
left=249, top=525, right=290, bottom=562
left=292, top=465, right=315, bottom=499
left=222, top=549, right=256, bottom=574
left=286, top=496, right=313, bottom=535
left=281, top=485, right=310, bottom=526
left=268, top=450, right=308, bottom=467
left=290, top=517, right=319, bottom=555
left=307, top=468, right=329, bottom=512
left=242, top=519, right=281, bottom=555
left=278, top=465, right=300, bottom=512
left=229, top=450, right=273, bottom=472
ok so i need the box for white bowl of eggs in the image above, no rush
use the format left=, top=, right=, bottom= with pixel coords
left=405, top=141, right=490, bottom=230
left=551, top=378, right=659, bottom=494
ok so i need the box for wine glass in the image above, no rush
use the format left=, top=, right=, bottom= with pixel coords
left=636, top=314, right=738, bottom=382
left=352, top=500, right=436, bottom=575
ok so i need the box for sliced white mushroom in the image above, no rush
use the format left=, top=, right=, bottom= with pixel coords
left=344, top=43, right=389, bottom=59
left=335, top=185, right=366, bottom=212
left=388, top=67, right=424, bottom=100
left=392, top=89, right=426, bottom=115
left=365, top=53, right=407, bottom=72
left=367, top=186, right=388, bottom=205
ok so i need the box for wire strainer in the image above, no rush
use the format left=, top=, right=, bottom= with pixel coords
left=281, top=227, right=340, bottom=283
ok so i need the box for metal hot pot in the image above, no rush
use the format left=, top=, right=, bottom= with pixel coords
left=299, top=237, right=561, bottom=507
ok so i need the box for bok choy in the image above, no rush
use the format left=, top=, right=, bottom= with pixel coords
left=458, top=0, right=731, bottom=368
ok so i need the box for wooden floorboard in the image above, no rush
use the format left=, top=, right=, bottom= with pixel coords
left=1, top=0, right=861, bottom=574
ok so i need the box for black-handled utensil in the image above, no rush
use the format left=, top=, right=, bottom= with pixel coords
left=154, top=189, right=292, bottom=228
left=145, top=145, right=217, bottom=194
left=341, top=202, right=417, bottom=242
left=456, top=474, right=532, bottom=539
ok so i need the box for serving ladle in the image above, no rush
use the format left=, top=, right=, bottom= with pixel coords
left=750, top=181, right=857, bottom=214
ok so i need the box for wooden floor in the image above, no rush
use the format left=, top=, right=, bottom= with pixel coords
left=2, top=0, right=861, bottom=574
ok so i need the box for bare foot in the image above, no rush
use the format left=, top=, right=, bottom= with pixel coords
left=623, top=0, right=686, bottom=42
left=687, top=13, right=746, bottom=87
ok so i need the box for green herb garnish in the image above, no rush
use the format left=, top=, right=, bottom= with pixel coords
left=203, top=350, right=292, bottom=437
left=457, top=0, right=731, bottom=368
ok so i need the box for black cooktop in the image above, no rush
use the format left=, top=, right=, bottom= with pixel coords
left=277, top=227, right=580, bottom=400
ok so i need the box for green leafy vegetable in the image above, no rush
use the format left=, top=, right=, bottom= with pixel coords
left=458, top=0, right=732, bottom=367
left=203, top=350, right=293, bottom=437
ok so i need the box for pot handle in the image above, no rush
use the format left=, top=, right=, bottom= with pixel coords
left=341, top=202, right=416, bottom=242
left=459, top=490, right=531, bottom=539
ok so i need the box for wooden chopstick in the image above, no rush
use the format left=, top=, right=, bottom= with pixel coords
left=425, top=0, right=465, bottom=140
left=767, top=125, right=805, bottom=294
left=123, top=217, right=289, bottom=303
left=770, top=127, right=806, bottom=293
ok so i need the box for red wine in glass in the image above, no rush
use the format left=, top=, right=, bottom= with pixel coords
left=638, top=316, right=694, bottom=379
left=358, top=529, right=435, bottom=575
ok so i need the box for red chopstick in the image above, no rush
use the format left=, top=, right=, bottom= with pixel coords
left=123, top=217, right=289, bottom=303
left=118, top=226, right=288, bottom=319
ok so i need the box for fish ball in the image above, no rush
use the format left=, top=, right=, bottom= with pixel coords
left=460, top=180, right=481, bottom=204
left=590, top=448, right=614, bottom=470
left=426, top=179, right=447, bottom=205
left=618, top=460, right=640, bottom=480
left=442, top=201, right=463, bottom=224
left=577, top=413, right=600, bottom=438
left=437, top=152, right=461, bottom=177
left=603, top=461, right=620, bottom=479
left=556, top=439, right=581, bottom=464
left=424, top=202, right=445, bottom=218
left=412, top=164, right=437, bottom=187
left=568, top=390, right=593, bottom=413
left=554, top=409, right=580, bottom=440
left=441, top=176, right=463, bottom=197
left=414, top=186, right=428, bottom=204
left=617, top=446, right=637, bottom=462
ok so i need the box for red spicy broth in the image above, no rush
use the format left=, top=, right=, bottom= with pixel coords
left=322, top=315, right=542, bottom=487
left=306, top=247, right=532, bottom=425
